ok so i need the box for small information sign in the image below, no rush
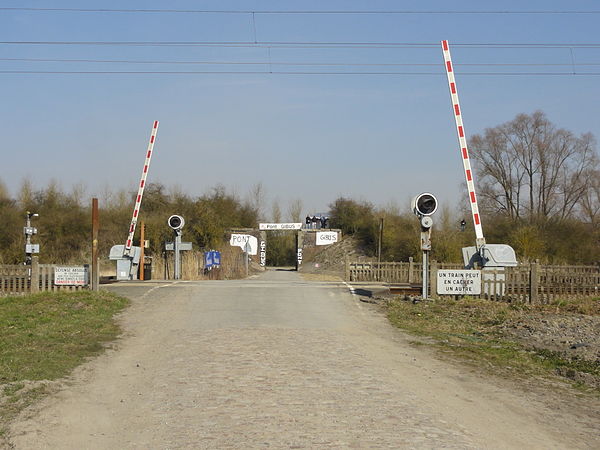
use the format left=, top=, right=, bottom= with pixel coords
left=259, top=223, right=302, bottom=231
left=316, top=231, right=338, bottom=246
left=437, top=269, right=481, bottom=295
left=54, top=266, right=89, bottom=286
left=230, top=234, right=258, bottom=255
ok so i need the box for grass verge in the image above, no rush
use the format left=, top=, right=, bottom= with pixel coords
left=386, top=296, right=600, bottom=390
left=0, top=290, right=130, bottom=438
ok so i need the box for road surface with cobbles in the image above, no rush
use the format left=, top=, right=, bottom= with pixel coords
left=9, top=269, right=600, bottom=449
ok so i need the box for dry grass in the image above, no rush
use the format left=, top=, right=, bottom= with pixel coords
left=0, top=290, right=130, bottom=436
left=387, top=296, right=600, bottom=390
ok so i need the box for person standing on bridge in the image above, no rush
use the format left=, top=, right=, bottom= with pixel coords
left=312, top=216, right=319, bottom=229
left=320, top=216, right=327, bottom=229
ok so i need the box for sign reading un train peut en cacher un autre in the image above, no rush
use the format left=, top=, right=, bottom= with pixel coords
left=437, top=269, right=481, bottom=295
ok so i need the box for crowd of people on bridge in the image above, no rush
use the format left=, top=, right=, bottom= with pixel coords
left=305, top=215, right=329, bottom=229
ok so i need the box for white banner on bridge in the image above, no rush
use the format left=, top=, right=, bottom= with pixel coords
left=259, top=223, right=302, bottom=231
left=229, top=234, right=258, bottom=255
left=316, top=231, right=338, bottom=246
left=437, top=269, right=481, bottom=295
left=54, top=266, right=89, bottom=286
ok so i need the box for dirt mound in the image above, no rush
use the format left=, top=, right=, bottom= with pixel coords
left=498, top=312, right=600, bottom=388
left=301, top=235, right=369, bottom=276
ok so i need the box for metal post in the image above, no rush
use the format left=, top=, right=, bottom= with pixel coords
left=420, top=225, right=432, bottom=300
left=25, top=214, right=32, bottom=265
left=139, top=222, right=145, bottom=281
left=174, top=231, right=181, bottom=280
left=91, top=198, right=99, bottom=291
left=377, top=217, right=383, bottom=279
left=244, top=241, right=250, bottom=277
left=422, top=250, right=429, bottom=300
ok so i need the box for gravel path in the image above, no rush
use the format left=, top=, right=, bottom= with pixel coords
left=8, top=270, right=600, bottom=449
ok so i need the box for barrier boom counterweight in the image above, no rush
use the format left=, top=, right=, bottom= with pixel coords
left=441, top=40, right=486, bottom=249
left=124, top=120, right=159, bottom=256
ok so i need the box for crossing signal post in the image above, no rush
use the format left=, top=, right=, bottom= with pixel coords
left=165, top=215, right=192, bottom=280
left=412, top=193, right=438, bottom=300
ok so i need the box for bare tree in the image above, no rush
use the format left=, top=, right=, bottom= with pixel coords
left=17, top=178, right=34, bottom=209
left=287, top=198, right=303, bottom=223
left=580, top=168, right=600, bottom=226
left=271, top=199, right=282, bottom=223
left=470, top=128, right=524, bottom=219
left=469, top=111, right=599, bottom=221
left=247, top=182, right=266, bottom=221
left=0, top=178, right=10, bottom=202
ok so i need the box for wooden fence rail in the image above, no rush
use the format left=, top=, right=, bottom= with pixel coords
left=0, top=258, right=88, bottom=296
left=346, top=258, right=463, bottom=284
left=0, top=264, right=30, bottom=294
left=346, top=258, right=600, bottom=303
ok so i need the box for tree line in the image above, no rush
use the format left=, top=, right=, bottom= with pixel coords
left=0, top=111, right=598, bottom=266
left=329, top=112, right=599, bottom=265
left=0, top=182, right=259, bottom=264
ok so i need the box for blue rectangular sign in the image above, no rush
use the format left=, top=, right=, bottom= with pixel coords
left=212, top=251, right=221, bottom=266
left=204, top=251, right=213, bottom=268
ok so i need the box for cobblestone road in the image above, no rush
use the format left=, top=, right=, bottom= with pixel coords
left=9, top=270, right=600, bottom=449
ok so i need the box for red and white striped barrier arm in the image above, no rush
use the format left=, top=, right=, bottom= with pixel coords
left=441, top=40, right=486, bottom=248
left=124, top=120, right=159, bottom=255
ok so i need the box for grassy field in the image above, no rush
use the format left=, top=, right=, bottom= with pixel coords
left=386, top=296, right=600, bottom=390
left=0, top=290, right=130, bottom=439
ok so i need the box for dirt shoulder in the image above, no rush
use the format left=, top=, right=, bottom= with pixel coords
left=383, top=295, right=600, bottom=392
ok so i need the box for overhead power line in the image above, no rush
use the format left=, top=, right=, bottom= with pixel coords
left=1, top=70, right=598, bottom=76
left=1, top=41, right=599, bottom=49
left=2, top=7, right=600, bottom=15
left=2, top=57, right=599, bottom=68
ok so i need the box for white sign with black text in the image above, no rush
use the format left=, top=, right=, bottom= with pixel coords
left=259, top=223, right=302, bottom=231
left=316, top=231, right=338, bottom=246
left=259, top=240, right=266, bottom=267
left=437, top=269, right=481, bottom=295
left=229, top=234, right=258, bottom=255
left=54, top=266, right=89, bottom=286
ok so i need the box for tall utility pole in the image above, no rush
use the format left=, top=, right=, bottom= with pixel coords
left=91, top=198, right=99, bottom=291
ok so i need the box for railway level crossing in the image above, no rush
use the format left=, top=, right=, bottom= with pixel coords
left=107, top=40, right=518, bottom=282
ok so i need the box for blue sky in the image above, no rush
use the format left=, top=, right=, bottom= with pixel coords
left=1, top=0, right=599, bottom=218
